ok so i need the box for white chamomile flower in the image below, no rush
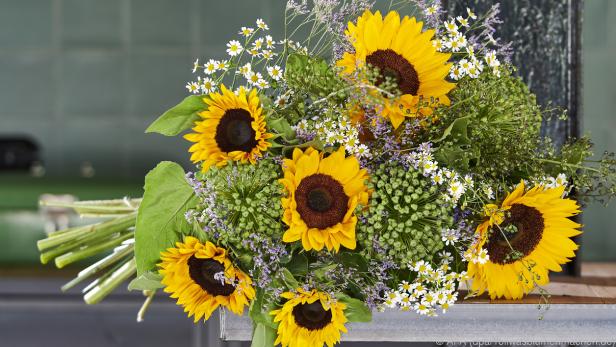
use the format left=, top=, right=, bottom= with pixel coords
left=246, top=71, right=263, bottom=85
left=483, top=185, right=495, bottom=199
left=238, top=63, right=252, bottom=76
left=239, top=27, right=254, bottom=37
left=447, top=37, right=462, bottom=52
left=267, top=65, right=283, bottom=81
left=555, top=173, right=568, bottom=187
left=457, top=16, right=469, bottom=27
left=413, top=260, right=432, bottom=275
left=413, top=283, right=427, bottom=296
left=425, top=4, right=439, bottom=16
left=265, top=35, right=275, bottom=48
left=399, top=293, right=412, bottom=307
left=455, top=34, right=467, bottom=48
left=200, top=77, right=216, bottom=94
left=448, top=180, right=465, bottom=199
left=444, top=20, right=458, bottom=33
left=432, top=172, right=444, bottom=185
left=355, top=144, right=370, bottom=158
left=474, top=248, right=490, bottom=264
left=216, top=60, right=229, bottom=71
left=261, top=49, right=275, bottom=60
left=442, top=232, right=457, bottom=246
left=253, top=38, right=264, bottom=50
left=467, top=8, right=477, bottom=19
left=463, top=174, right=474, bottom=187
left=458, top=59, right=472, bottom=72
left=414, top=302, right=431, bottom=315
left=439, top=251, right=454, bottom=263
left=450, top=66, right=464, bottom=80
left=424, top=292, right=438, bottom=306
left=247, top=48, right=260, bottom=57
left=256, top=18, right=269, bottom=30
left=185, top=81, right=200, bottom=94
left=432, top=39, right=445, bottom=51
left=399, top=281, right=412, bottom=292
left=467, top=65, right=481, bottom=78
left=204, top=59, right=218, bottom=74
left=256, top=79, right=269, bottom=89
left=226, top=40, right=243, bottom=56
left=192, top=58, right=200, bottom=73
left=422, top=160, right=437, bottom=174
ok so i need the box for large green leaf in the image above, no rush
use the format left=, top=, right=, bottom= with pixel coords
left=251, top=323, right=277, bottom=347
left=336, top=293, right=372, bottom=323
left=128, top=271, right=164, bottom=291
left=135, top=161, right=198, bottom=275
left=145, top=95, right=205, bottom=136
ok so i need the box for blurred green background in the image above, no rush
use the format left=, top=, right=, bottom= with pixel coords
left=0, top=0, right=614, bottom=267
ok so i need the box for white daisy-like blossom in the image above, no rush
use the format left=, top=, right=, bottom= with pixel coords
left=239, top=26, right=254, bottom=37
left=301, top=114, right=371, bottom=159
left=247, top=48, right=260, bottom=57
left=192, top=58, right=200, bottom=73
left=444, top=20, right=458, bottom=33
left=448, top=180, right=465, bottom=201
left=216, top=60, right=229, bottom=71
left=267, top=65, right=283, bottom=81
left=256, top=78, right=269, bottom=89
left=256, top=18, right=269, bottom=30
left=261, top=50, right=275, bottom=60
left=186, top=81, right=200, bottom=94
left=473, top=248, right=490, bottom=265
left=204, top=59, right=218, bottom=74
left=200, top=77, right=216, bottom=94
left=441, top=229, right=458, bottom=246
left=449, top=65, right=464, bottom=80
left=457, top=16, right=469, bottom=27
left=253, top=37, right=264, bottom=50
left=466, top=7, right=477, bottom=19
left=226, top=40, right=243, bottom=56
left=246, top=71, right=263, bottom=85
left=432, top=171, right=444, bottom=185
left=425, top=4, right=439, bottom=16
left=432, top=39, right=445, bottom=52
left=458, top=59, right=472, bottom=73
left=438, top=251, right=454, bottom=264
left=481, top=184, right=495, bottom=199
left=386, top=257, right=464, bottom=316
left=238, top=62, right=252, bottom=76
left=265, top=35, right=275, bottom=48
left=447, top=37, right=462, bottom=52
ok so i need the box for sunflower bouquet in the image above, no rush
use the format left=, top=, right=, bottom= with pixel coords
left=37, top=1, right=616, bottom=346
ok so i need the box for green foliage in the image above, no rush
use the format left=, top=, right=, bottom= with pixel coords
left=145, top=95, right=205, bottom=136
left=128, top=271, right=164, bottom=291
left=285, top=53, right=347, bottom=102
left=191, top=159, right=284, bottom=253
left=335, top=293, right=372, bottom=323
left=431, top=71, right=543, bottom=183
left=135, top=161, right=198, bottom=275
left=251, top=323, right=277, bottom=347
left=357, top=163, right=451, bottom=266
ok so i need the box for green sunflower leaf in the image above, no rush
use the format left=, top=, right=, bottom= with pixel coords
left=128, top=271, right=164, bottom=291
left=249, top=288, right=278, bottom=329
left=251, top=323, right=277, bottom=347
left=134, top=161, right=198, bottom=275
left=335, top=293, right=372, bottom=323
left=145, top=95, right=205, bottom=136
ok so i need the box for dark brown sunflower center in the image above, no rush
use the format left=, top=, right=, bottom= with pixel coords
left=295, top=174, right=349, bottom=229
left=366, top=49, right=420, bottom=95
left=486, top=204, right=545, bottom=264
left=187, top=256, right=236, bottom=296
left=215, top=108, right=258, bottom=153
left=292, top=301, right=333, bottom=331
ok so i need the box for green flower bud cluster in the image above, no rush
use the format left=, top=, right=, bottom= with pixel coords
left=284, top=53, right=347, bottom=102
left=197, top=159, right=285, bottom=251
left=357, top=163, right=453, bottom=267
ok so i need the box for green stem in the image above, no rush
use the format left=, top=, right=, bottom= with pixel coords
left=55, top=233, right=133, bottom=268
left=84, top=258, right=137, bottom=305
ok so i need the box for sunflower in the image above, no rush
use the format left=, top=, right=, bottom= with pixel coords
left=468, top=182, right=582, bottom=299
left=271, top=288, right=348, bottom=347
left=184, top=85, right=273, bottom=172
left=337, top=10, right=454, bottom=129
left=280, top=147, right=370, bottom=252
left=159, top=236, right=255, bottom=321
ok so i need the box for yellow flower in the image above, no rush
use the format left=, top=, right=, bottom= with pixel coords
left=337, top=10, right=454, bottom=129
left=158, top=237, right=255, bottom=321
left=184, top=85, right=273, bottom=172
left=271, top=289, right=348, bottom=347
left=483, top=203, right=506, bottom=226
left=280, top=147, right=370, bottom=252
left=468, top=182, right=582, bottom=299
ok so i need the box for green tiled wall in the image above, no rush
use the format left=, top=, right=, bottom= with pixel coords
left=0, top=0, right=279, bottom=179
left=581, top=0, right=616, bottom=261
left=0, top=0, right=614, bottom=260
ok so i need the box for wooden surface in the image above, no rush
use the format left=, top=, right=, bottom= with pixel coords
left=463, top=262, right=616, bottom=304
